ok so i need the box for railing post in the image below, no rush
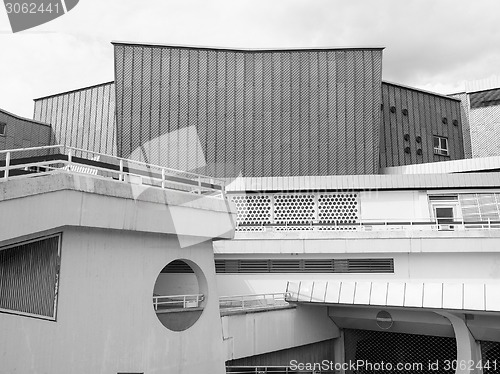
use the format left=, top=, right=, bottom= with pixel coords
left=197, top=175, right=202, bottom=194
left=119, top=159, right=124, bottom=181
left=161, top=168, right=165, bottom=189
left=488, top=218, right=491, bottom=230
left=67, top=149, right=72, bottom=171
left=4, top=151, right=10, bottom=180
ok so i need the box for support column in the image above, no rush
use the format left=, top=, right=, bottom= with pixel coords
left=436, top=311, right=482, bottom=374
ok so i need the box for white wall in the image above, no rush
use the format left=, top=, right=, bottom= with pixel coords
left=359, top=190, right=430, bottom=221
left=222, top=305, right=340, bottom=361
left=0, top=227, right=226, bottom=374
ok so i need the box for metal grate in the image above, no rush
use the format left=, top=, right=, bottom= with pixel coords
left=0, top=235, right=61, bottom=319
left=215, top=259, right=393, bottom=274
left=344, top=329, right=456, bottom=374
left=161, top=260, right=193, bottom=273
left=480, top=341, right=500, bottom=374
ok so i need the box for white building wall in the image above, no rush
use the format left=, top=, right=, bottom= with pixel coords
left=359, top=190, right=430, bottom=221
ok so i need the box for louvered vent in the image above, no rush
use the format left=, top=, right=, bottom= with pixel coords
left=161, top=260, right=194, bottom=273
left=0, top=235, right=61, bottom=319
left=215, top=258, right=394, bottom=274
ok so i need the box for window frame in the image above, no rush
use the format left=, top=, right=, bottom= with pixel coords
left=0, top=122, right=6, bottom=136
left=433, top=135, right=449, bottom=156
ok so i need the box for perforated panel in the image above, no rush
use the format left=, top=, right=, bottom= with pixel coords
left=274, top=194, right=316, bottom=224
left=230, top=192, right=360, bottom=230
left=318, top=193, right=359, bottom=224
left=230, top=195, right=272, bottom=226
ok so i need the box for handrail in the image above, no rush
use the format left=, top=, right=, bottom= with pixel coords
left=152, top=293, right=204, bottom=310
left=219, top=292, right=290, bottom=311
left=0, top=145, right=225, bottom=197
left=235, top=219, right=500, bottom=231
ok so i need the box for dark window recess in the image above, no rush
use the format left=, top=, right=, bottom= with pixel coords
left=404, top=147, right=411, bottom=154
left=390, top=106, right=396, bottom=113
left=404, top=134, right=410, bottom=141
left=429, top=195, right=458, bottom=201
left=433, top=135, right=449, bottom=156
left=402, top=108, right=408, bottom=116
left=435, top=207, right=454, bottom=225
left=416, top=135, right=422, bottom=143
left=0, top=235, right=61, bottom=319
left=0, top=122, right=6, bottom=136
left=416, top=148, right=423, bottom=155
left=215, top=258, right=394, bottom=274
left=442, top=117, right=448, bottom=124
left=470, top=88, right=500, bottom=109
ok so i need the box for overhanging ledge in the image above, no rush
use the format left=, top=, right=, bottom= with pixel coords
left=0, top=173, right=236, bottom=243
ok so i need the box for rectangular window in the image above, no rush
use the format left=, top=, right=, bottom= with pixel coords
left=0, top=122, right=6, bottom=136
left=433, top=136, right=449, bottom=156
left=0, top=234, right=61, bottom=320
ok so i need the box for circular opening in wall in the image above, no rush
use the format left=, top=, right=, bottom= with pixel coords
left=404, top=146, right=411, bottom=154
left=416, top=135, right=422, bottom=143
left=442, top=117, right=448, bottom=125
left=453, top=119, right=459, bottom=126
left=390, top=106, right=396, bottom=113
left=402, top=108, right=408, bottom=116
left=404, top=134, right=410, bottom=141
left=152, top=259, right=208, bottom=332
left=417, top=148, right=423, bottom=155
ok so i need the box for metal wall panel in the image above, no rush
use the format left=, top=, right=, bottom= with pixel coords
left=380, top=82, right=465, bottom=168
left=114, top=43, right=383, bottom=177
left=0, top=109, right=54, bottom=158
left=33, top=81, right=117, bottom=156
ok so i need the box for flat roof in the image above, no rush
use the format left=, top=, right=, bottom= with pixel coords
left=111, top=40, right=385, bottom=53
left=224, top=172, right=500, bottom=192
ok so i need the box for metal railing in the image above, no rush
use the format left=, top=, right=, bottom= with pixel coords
left=236, top=218, right=500, bottom=232
left=226, top=366, right=336, bottom=373
left=0, top=145, right=225, bottom=198
left=153, top=294, right=204, bottom=311
left=219, top=293, right=290, bottom=312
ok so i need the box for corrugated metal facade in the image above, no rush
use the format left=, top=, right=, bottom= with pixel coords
left=380, top=82, right=465, bottom=168
left=114, top=43, right=383, bottom=177
left=0, top=109, right=54, bottom=158
left=0, top=235, right=60, bottom=319
left=33, top=81, right=117, bottom=156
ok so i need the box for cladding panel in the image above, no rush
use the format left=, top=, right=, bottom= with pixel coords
left=33, top=81, right=116, bottom=156
left=380, top=82, right=465, bottom=168
left=114, top=44, right=383, bottom=177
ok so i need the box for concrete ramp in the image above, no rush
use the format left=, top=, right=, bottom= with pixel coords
left=221, top=304, right=339, bottom=361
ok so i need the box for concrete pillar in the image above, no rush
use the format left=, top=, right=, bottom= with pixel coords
left=436, top=311, right=482, bottom=374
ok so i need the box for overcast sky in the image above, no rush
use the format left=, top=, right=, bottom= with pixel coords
left=1, top=0, right=500, bottom=118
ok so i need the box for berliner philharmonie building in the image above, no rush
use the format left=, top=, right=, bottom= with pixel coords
left=1, top=42, right=500, bottom=374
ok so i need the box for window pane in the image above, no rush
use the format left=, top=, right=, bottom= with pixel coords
left=433, top=136, right=439, bottom=147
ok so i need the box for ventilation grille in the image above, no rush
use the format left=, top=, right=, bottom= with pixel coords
left=215, top=258, right=394, bottom=274
left=161, top=260, right=194, bottom=273
left=0, top=235, right=60, bottom=319
left=344, top=329, right=457, bottom=374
